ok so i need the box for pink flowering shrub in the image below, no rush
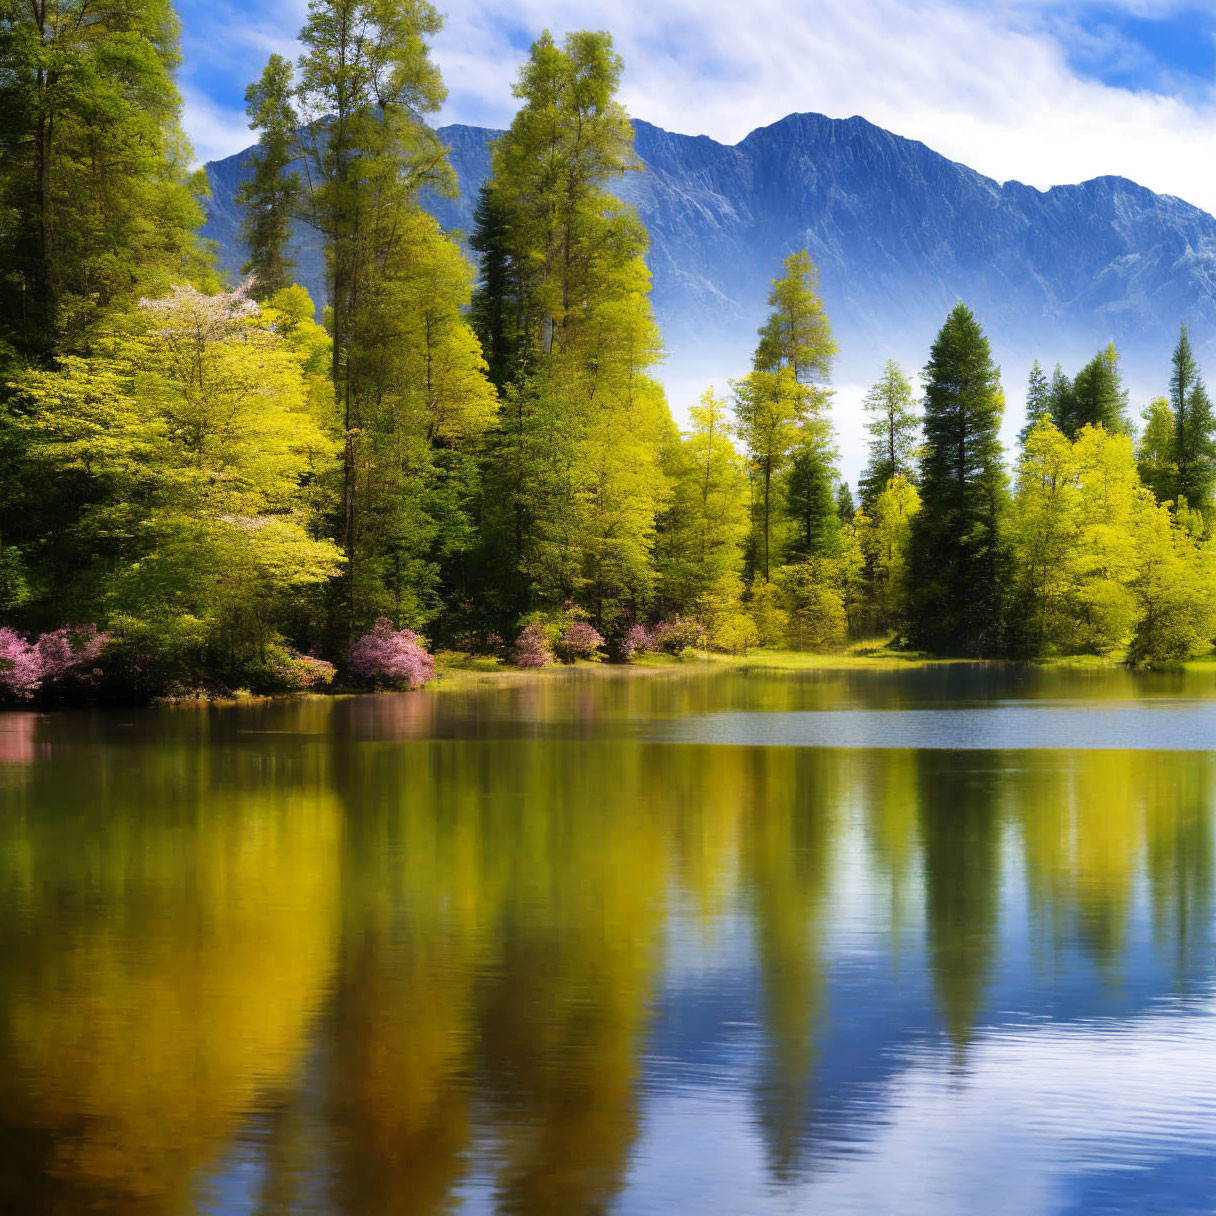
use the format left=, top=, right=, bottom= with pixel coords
left=346, top=619, right=435, bottom=689
left=651, top=617, right=706, bottom=655
left=555, top=620, right=604, bottom=663
left=0, top=624, right=109, bottom=698
left=620, top=623, right=655, bottom=661
left=514, top=623, right=553, bottom=668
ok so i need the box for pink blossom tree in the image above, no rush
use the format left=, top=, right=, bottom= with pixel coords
left=514, top=623, right=553, bottom=668
left=346, top=619, right=435, bottom=689
left=0, top=624, right=109, bottom=698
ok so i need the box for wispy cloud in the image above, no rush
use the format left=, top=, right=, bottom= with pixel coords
left=182, top=2, right=1216, bottom=217
left=421, top=0, right=1216, bottom=213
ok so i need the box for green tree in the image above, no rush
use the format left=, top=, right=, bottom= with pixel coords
left=467, top=182, right=518, bottom=392
left=0, top=0, right=205, bottom=361
left=734, top=250, right=834, bottom=581
left=1071, top=425, right=1145, bottom=654
left=345, top=211, right=499, bottom=630
left=1017, top=360, right=1051, bottom=447
left=906, top=304, right=1007, bottom=654
left=1058, top=344, right=1130, bottom=439
left=1137, top=396, right=1177, bottom=504
left=835, top=480, right=855, bottom=525
left=855, top=475, right=920, bottom=635
left=859, top=359, right=918, bottom=503
left=1169, top=326, right=1216, bottom=521
left=290, top=0, right=454, bottom=631
left=655, top=388, right=749, bottom=612
left=785, top=434, right=840, bottom=561
left=1007, top=417, right=1080, bottom=653
left=1128, top=501, right=1216, bottom=664
left=235, top=54, right=299, bottom=300
left=472, top=30, right=673, bottom=627
left=753, top=250, right=837, bottom=381
left=9, top=285, right=342, bottom=682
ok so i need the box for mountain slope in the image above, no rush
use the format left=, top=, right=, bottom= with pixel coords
left=201, top=110, right=1216, bottom=438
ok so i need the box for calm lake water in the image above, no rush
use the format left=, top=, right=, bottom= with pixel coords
left=2, top=664, right=1216, bottom=1215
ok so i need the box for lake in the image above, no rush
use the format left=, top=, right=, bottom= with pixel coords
left=2, top=663, right=1215, bottom=1214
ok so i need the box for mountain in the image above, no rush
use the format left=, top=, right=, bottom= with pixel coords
left=201, top=111, right=1216, bottom=468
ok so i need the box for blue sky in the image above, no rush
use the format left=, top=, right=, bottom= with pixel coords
left=175, top=0, right=1216, bottom=213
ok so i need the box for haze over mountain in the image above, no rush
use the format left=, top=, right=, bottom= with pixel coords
left=202, top=110, right=1216, bottom=477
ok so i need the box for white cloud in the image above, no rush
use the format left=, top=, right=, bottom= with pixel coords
left=428, top=0, right=1216, bottom=214
left=187, top=1, right=1216, bottom=215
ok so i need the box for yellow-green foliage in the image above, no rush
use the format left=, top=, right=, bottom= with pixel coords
left=747, top=581, right=790, bottom=647
left=657, top=389, right=751, bottom=612
left=475, top=30, right=675, bottom=623
left=12, top=284, right=343, bottom=669
left=775, top=555, right=849, bottom=651
left=855, top=475, right=920, bottom=633
left=1010, top=418, right=1216, bottom=661
left=695, top=575, right=759, bottom=654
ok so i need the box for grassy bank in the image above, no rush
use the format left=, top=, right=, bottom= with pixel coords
left=431, top=642, right=983, bottom=689
left=429, top=641, right=1216, bottom=690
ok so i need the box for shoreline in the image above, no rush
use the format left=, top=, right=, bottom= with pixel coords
left=4, top=646, right=1212, bottom=713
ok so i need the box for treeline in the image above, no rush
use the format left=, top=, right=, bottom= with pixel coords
left=0, top=3, right=1213, bottom=701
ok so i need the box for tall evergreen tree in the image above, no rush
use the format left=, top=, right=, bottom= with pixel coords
left=1169, top=325, right=1216, bottom=519
left=1018, top=360, right=1051, bottom=446
left=1057, top=343, right=1130, bottom=438
left=467, top=182, right=518, bottom=392
left=786, top=435, right=840, bottom=560
left=906, top=304, right=1007, bottom=654
left=859, top=358, right=918, bottom=504
left=235, top=54, right=299, bottom=300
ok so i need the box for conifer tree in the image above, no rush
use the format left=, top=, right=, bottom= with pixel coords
left=835, top=481, right=855, bottom=525
left=906, top=304, right=1007, bottom=654
left=786, top=437, right=841, bottom=560
left=860, top=359, right=918, bottom=504
left=1018, top=360, right=1051, bottom=446
left=1058, top=344, right=1130, bottom=438
left=467, top=183, right=518, bottom=391
left=235, top=54, right=299, bottom=300
left=1169, top=325, right=1216, bottom=520
left=239, top=0, right=501, bottom=638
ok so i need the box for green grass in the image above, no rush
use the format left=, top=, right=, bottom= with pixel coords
left=433, top=640, right=1216, bottom=686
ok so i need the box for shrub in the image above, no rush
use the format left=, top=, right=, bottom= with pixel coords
left=346, top=619, right=435, bottom=688
left=554, top=620, right=604, bottom=663
left=0, top=623, right=109, bottom=698
left=707, top=611, right=759, bottom=654
left=253, top=643, right=336, bottom=693
left=651, top=617, right=705, bottom=655
left=747, top=582, right=789, bottom=647
left=514, top=622, right=553, bottom=668
left=0, top=627, right=38, bottom=695
left=620, top=622, right=654, bottom=661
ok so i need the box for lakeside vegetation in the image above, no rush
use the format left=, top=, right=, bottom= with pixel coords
left=2, top=2, right=1216, bottom=703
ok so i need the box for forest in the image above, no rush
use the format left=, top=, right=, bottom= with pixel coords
left=1, top=0, right=1215, bottom=701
